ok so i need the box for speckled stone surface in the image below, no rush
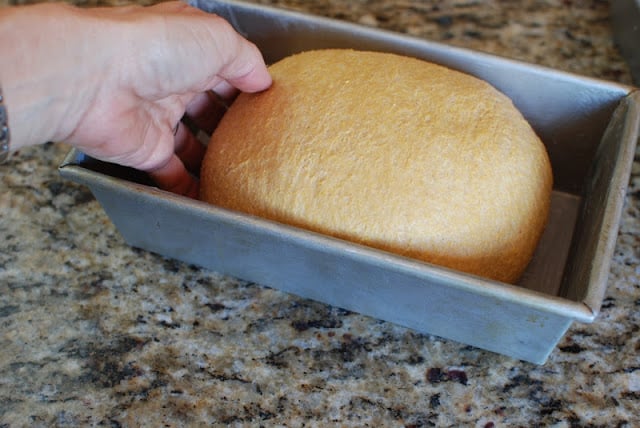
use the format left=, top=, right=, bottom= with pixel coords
left=1, top=0, right=639, bottom=426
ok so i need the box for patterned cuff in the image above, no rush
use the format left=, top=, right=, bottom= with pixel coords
left=0, top=86, right=10, bottom=163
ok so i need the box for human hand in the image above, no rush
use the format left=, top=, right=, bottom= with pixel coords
left=0, top=1, right=272, bottom=197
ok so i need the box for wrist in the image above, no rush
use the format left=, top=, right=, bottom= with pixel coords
left=0, top=86, right=9, bottom=162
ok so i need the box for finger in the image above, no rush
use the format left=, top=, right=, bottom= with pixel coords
left=184, top=91, right=228, bottom=135
left=211, top=80, right=239, bottom=100
left=174, top=121, right=206, bottom=175
left=147, top=154, right=199, bottom=199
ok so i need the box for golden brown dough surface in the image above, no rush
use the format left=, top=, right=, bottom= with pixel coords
left=200, top=49, right=553, bottom=284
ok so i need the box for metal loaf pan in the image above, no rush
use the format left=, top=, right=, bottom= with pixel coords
left=59, top=0, right=639, bottom=364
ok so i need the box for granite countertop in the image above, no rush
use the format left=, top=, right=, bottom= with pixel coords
left=1, top=0, right=639, bottom=426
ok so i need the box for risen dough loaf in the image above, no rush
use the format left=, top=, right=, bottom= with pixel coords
left=200, top=49, right=553, bottom=284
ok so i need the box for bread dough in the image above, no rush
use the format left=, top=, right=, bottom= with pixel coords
left=200, top=49, right=553, bottom=283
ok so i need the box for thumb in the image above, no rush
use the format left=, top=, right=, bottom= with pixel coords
left=215, top=29, right=273, bottom=93
left=182, top=7, right=271, bottom=93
